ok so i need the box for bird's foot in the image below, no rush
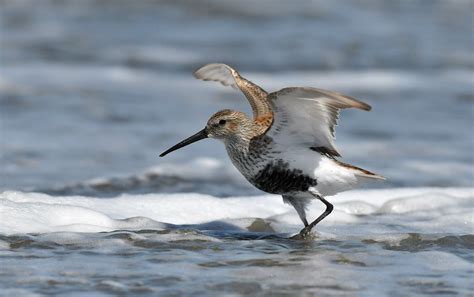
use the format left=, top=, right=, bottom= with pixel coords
left=289, top=227, right=316, bottom=240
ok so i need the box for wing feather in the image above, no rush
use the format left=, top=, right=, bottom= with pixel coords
left=267, top=87, right=371, bottom=157
left=193, top=63, right=273, bottom=133
left=193, top=63, right=239, bottom=89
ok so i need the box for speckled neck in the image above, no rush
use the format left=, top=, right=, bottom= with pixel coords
left=224, top=133, right=274, bottom=180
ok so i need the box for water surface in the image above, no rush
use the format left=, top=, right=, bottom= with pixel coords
left=0, top=1, right=473, bottom=296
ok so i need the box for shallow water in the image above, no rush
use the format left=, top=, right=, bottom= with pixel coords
left=1, top=189, right=473, bottom=296
left=1, top=1, right=473, bottom=296
left=1, top=231, right=472, bottom=296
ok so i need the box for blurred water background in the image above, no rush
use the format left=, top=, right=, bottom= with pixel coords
left=1, top=0, right=473, bottom=193
left=0, top=1, right=473, bottom=296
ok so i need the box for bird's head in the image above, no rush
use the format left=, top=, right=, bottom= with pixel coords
left=159, top=109, right=252, bottom=157
left=205, top=109, right=252, bottom=139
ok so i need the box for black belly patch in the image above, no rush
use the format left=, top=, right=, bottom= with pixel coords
left=251, top=160, right=317, bottom=194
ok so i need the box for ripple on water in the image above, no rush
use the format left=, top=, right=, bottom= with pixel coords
left=0, top=230, right=472, bottom=296
left=208, top=281, right=263, bottom=295
left=398, top=279, right=460, bottom=296
left=363, top=233, right=474, bottom=259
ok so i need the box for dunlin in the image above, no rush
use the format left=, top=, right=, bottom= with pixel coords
left=160, top=63, right=384, bottom=239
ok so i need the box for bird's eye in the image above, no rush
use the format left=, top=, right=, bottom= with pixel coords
left=219, top=119, right=227, bottom=125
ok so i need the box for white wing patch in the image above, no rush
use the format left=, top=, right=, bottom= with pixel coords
left=267, top=87, right=371, bottom=157
left=193, top=63, right=239, bottom=89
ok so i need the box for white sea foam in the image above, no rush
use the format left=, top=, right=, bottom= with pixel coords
left=1, top=188, right=471, bottom=235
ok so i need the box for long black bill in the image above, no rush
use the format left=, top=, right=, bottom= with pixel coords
left=159, top=129, right=208, bottom=157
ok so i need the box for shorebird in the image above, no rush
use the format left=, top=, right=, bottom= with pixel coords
left=160, top=63, right=384, bottom=239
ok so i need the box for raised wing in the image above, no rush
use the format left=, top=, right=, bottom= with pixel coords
left=193, top=63, right=273, bottom=132
left=267, top=87, right=371, bottom=157
left=193, top=63, right=239, bottom=89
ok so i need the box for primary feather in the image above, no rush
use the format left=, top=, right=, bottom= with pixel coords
left=193, top=63, right=239, bottom=89
left=267, top=87, right=371, bottom=157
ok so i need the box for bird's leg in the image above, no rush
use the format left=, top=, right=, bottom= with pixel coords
left=282, top=195, right=309, bottom=227
left=297, top=194, right=333, bottom=238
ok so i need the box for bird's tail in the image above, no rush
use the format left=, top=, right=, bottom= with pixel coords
left=333, top=160, right=385, bottom=180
